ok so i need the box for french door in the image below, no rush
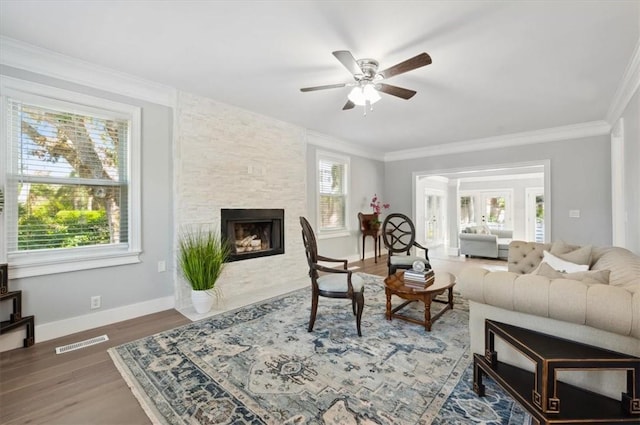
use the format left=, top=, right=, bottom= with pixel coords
left=526, top=188, right=545, bottom=242
left=424, top=190, right=446, bottom=247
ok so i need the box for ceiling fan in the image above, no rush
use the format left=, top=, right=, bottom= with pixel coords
left=300, top=50, right=432, bottom=114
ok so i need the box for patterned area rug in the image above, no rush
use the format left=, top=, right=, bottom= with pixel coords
left=109, top=274, right=530, bottom=424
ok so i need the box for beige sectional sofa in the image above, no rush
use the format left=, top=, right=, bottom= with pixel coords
left=458, top=240, right=640, bottom=400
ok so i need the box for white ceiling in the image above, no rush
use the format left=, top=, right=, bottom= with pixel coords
left=1, top=1, right=638, bottom=153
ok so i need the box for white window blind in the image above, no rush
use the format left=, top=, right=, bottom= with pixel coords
left=6, top=98, right=129, bottom=253
left=318, top=156, right=347, bottom=231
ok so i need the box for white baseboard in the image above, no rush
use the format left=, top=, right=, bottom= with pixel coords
left=0, top=296, right=175, bottom=352
left=447, top=247, right=461, bottom=257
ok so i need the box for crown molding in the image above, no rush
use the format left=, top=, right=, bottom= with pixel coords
left=0, top=36, right=176, bottom=107
left=606, top=37, right=640, bottom=124
left=384, top=120, right=611, bottom=162
left=306, top=130, right=385, bottom=161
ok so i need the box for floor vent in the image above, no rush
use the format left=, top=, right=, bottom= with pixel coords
left=55, top=334, right=109, bottom=354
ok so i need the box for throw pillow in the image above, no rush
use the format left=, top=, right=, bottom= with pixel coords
left=549, top=240, right=592, bottom=265
left=534, top=262, right=610, bottom=284
left=542, top=250, right=589, bottom=273
left=466, top=225, right=489, bottom=234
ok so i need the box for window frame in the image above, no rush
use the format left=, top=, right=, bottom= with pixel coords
left=458, top=189, right=514, bottom=230
left=0, top=76, right=141, bottom=278
left=316, top=150, right=350, bottom=239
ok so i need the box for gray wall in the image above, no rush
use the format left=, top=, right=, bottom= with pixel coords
left=1, top=66, right=174, bottom=324
left=305, top=142, right=385, bottom=260
left=385, top=135, right=612, bottom=247
left=621, top=88, right=640, bottom=253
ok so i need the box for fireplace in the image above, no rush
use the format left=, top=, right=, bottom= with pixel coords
left=221, top=209, right=285, bottom=262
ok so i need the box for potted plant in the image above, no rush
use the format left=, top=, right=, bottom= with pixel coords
left=178, top=226, right=230, bottom=314
left=369, top=194, right=390, bottom=229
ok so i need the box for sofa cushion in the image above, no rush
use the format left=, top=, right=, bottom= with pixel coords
left=465, top=225, right=491, bottom=234
left=591, top=246, right=640, bottom=287
left=497, top=238, right=511, bottom=250
left=482, top=271, right=519, bottom=310
left=533, top=262, right=610, bottom=284
left=548, top=279, right=588, bottom=324
left=550, top=240, right=593, bottom=265
left=541, top=250, right=589, bottom=273
left=513, top=274, right=549, bottom=317
left=586, top=284, right=633, bottom=336
left=633, top=291, right=640, bottom=339
left=457, top=267, right=490, bottom=302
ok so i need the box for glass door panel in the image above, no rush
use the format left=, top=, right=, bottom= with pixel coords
left=425, top=193, right=445, bottom=246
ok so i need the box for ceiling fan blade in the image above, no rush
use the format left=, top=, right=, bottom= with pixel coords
left=377, top=83, right=417, bottom=99
left=378, top=52, right=432, bottom=79
left=342, top=100, right=355, bottom=110
left=332, top=50, right=363, bottom=76
left=300, top=83, right=346, bottom=92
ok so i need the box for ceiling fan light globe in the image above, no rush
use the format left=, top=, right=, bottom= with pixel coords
left=363, top=84, right=381, bottom=104
left=348, top=84, right=380, bottom=106
left=348, top=86, right=366, bottom=105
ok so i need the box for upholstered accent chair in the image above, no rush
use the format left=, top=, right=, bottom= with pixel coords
left=299, top=217, right=365, bottom=336
left=382, top=213, right=430, bottom=276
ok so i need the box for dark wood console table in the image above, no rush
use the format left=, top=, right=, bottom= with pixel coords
left=358, top=212, right=381, bottom=263
left=473, top=319, right=639, bottom=424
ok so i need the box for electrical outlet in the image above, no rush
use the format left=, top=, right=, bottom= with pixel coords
left=90, top=295, right=101, bottom=310
left=157, top=260, right=166, bottom=272
left=569, top=209, right=581, bottom=218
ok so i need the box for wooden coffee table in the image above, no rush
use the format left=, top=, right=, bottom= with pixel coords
left=384, top=271, right=456, bottom=331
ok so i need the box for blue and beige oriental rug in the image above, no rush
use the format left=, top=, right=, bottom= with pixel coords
left=109, top=274, right=530, bottom=424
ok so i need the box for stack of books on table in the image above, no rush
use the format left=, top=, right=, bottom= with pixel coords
left=403, top=268, right=436, bottom=289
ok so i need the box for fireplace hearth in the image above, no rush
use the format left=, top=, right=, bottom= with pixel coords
left=221, top=209, right=284, bottom=262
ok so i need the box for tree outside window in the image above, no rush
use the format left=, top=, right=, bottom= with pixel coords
left=8, top=102, right=127, bottom=252
left=318, top=155, right=348, bottom=232
left=1, top=79, right=141, bottom=277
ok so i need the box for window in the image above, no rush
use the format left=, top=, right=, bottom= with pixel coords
left=1, top=77, right=141, bottom=278
left=483, top=194, right=507, bottom=229
left=458, top=190, right=512, bottom=230
left=317, top=152, right=349, bottom=235
left=459, top=195, right=475, bottom=227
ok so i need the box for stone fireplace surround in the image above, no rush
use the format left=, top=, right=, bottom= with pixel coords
left=174, top=91, right=308, bottom=314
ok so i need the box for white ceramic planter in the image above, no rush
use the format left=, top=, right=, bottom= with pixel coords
left=191, top=289, right=215, bottom=314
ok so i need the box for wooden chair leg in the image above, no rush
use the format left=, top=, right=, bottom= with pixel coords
left=355, top=291, right=364, bottom=337
left=352, top=297, right=357, bottom=315
left=308, top=292, right=318, bottom=332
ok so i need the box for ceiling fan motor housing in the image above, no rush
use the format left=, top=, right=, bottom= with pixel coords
left=356, top=59, right=379, bottom=81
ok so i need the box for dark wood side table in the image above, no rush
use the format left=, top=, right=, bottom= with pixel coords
left=473, top=319, right=640, bottom=424
left=383, top=271, right=455, bottom=331
left=358, top=212, right=381, bottom=263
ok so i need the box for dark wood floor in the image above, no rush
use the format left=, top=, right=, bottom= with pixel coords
left=0, top=253, right=503, bottom=425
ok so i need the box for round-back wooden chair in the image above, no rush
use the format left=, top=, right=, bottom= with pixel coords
left=382, top=213, right=431, bottom=276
